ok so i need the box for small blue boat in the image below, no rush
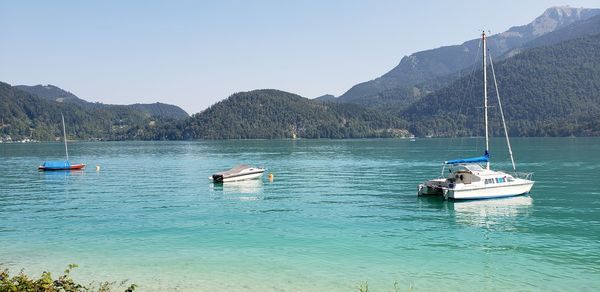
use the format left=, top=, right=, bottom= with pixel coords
left=38, top=114, right=86, bottom=171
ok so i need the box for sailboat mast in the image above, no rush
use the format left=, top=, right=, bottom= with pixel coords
left=61, top=113, right=69, bottom=161
left=482, top=31, right=490, bottom=170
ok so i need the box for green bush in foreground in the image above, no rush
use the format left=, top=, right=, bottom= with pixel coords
left=0, top=264, right=136, bottom=292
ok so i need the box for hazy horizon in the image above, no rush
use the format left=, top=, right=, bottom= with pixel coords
left=2, top=0, right=599, bottom=114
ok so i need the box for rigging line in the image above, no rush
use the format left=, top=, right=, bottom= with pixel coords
left=446, top=36, right=483, bottom=155
left=467, top=36, right=483, bottom=151
left=61, top=112, right=69, bottom=161
left=472, top=38, right=482, bottom=154
left=488, top=44, right=517, bottom=172
left=472, top=36, right=483, bottom=154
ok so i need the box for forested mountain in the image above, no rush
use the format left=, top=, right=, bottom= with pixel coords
left=176, top=90, right=409, bottom=139
left=16, top=84, right=188, bottom=120
left=404, top=33, right=600, bottom=137
left=0, top=82, right=171, bottom=141
left=15, top=84, right=88, bottom=105
left=329, top=6, right=600, bottom=106
left=128, top=103, right=189, bottom=120
left=314, top=94, right=336, bottom=101
left=2, top=85, right=410, bottom=140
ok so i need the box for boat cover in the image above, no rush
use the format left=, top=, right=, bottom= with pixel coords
left=42, top=161, right=71, bottom=169
left=213, top=164, right=252, bottom=177
left=445, top=151, right=489, bottom=165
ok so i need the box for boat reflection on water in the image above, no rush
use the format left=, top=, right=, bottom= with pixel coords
left=449, top=196, right=533, bottom=228
left=210, top=179, right=264, bottom=200
left=39, top=168, right=86, bottom=182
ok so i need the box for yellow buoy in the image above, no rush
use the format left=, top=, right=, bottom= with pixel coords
left=268, top=173, right=274, bottom=182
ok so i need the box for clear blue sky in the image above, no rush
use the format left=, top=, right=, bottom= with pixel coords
left=1, top=0, right=598, bottom=114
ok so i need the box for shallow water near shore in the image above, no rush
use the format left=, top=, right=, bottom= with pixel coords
left=1, top=138, right=599, bottom=291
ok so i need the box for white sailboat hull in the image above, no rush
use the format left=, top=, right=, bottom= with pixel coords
left=419, top=175, right=535, bottom=200
left=448, top=180, right=534, bottom=200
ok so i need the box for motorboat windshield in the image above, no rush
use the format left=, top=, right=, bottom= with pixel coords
left=453, top=164, right=485, bottom=173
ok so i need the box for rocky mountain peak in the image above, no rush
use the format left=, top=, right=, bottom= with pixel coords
left=508, top=6, right=600, bottom=37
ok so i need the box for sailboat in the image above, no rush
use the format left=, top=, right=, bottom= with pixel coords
left=417, top=32, right=534, bottom=200
left=38, top=113, right=86, bottom=171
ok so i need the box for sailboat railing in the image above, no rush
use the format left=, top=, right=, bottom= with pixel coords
left=513, top=172, right=534, bottom=180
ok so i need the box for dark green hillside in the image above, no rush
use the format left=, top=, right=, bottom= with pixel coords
left=129, top=102, right=188, bottom=119
left=15, top=84, right=88, bottom=105
left=314, top=94, right=336, bottom=101
left=0, top=82, right=157, bottom=141
left=16, top=84, right=188, bottom=120
left=340, top=73, right=458, bottom=114
left=2, top=84, right=409, bottom=141
left=179, top=90, right=409, bottom=139
left=405, top=33, right=600, bottom=137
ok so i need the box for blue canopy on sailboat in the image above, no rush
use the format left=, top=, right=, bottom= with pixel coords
left=42, top=161, right=71, bottom=169
left=445, top=151, right=489, bottom=165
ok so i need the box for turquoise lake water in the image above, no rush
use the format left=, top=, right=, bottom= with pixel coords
left=1, top=138, right=599, bottom=291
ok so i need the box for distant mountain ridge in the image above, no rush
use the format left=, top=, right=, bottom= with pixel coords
left=332, top=6, right=600, bottom=104
left=16, top=84, right=188, bottom=120
left=504, top=12, right=600, bottom=57
left=404, top=32, right=600, bottom=137
left=347, top=9, right=600, bottom=116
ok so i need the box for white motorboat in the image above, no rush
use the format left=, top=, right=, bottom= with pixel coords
left=209, top=164, right=265, bottom=183
left=417, top=31, right=534, bottom=200
left=211, top=179, right=264, bottom=194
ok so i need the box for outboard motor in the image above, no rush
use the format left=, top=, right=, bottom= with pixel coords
left=212, top=174, right=224, bottom=182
